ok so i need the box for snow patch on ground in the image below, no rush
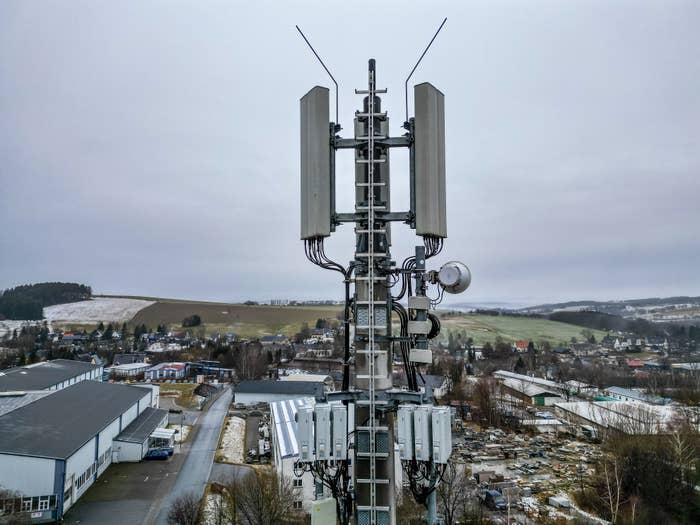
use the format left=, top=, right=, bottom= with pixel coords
left=218, top=416, right=245, bottom=464
left=43, top=297, right=155, bottom=323
left=168, top=424, right=192, bottom=443
left=0, top=320, right=39, bottom=340
left=202, top=493, right=227, bottom=525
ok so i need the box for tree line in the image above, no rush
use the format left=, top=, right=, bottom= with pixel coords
left=0, top=282, right=91, bottom=320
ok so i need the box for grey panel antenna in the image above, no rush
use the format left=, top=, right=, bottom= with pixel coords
left=414, top=82, right=447, bottom=238
left=300, top=86, right=332, bottom=239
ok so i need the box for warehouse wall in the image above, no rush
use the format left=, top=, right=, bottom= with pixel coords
left=113, top=440, right=145, bottom=463
left=0, top=453, right=55, bottom=496
left=47, top=368, right=103, bottom=392
left=65, top=438, right=98, bottom=508
left=121, top=404, right=139, bottom=429
left=138, top=389, right=154, bottom=412
left=97, top=418, right=120, bottom=476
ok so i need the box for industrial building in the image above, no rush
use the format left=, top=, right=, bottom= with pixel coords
left=269, top=398, right=320, bottom=512
left=494, top=370, right=567, bottom=406
left=110, top=362, right=151, bottom=377
left=112, top=406, right=172, bottom=462
left=554, top=401, right=682, bottom=435
left=0, top=380, right=160, bottom=523
left=602, top=386, right=671, bottom=405
left=0, top=359, right=103, bottom=392
left=233, top=380, right=325, bottom=405
left=145, top=362, right=186, bottom=381
left=278, top=373, right=335, bottom=391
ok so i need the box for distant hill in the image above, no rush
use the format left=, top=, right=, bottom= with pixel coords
left=517, top=296, right=700, bottom=325
left=547, top=310, right=667, bottom=337
left=0, top=282, right=92, bottom=320
left=518, top=296, right=700, bottom=315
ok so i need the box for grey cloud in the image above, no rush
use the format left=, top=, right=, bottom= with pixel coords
left=1, top=0, right=699, bottom=305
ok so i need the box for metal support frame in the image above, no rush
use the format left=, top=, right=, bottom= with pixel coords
left=299, top=57, right=454, bottom=525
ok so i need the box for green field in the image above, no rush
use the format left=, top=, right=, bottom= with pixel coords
left=128, top=298, right=341, bottom=339
left=438, top=312, right=609, bottom=346
left=64, top=295, right=606, bottom=345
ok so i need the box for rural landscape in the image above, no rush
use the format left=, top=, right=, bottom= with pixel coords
left=2, top=2, right=699, bottom=525
left=1, top=281, right=698, bottom=524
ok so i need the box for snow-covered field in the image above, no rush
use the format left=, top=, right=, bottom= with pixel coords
left=0, top=320, right=39, bottom=340
left=43, top=297, right=155, bottom=323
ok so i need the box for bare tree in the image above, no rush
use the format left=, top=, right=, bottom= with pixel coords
left=0, top=487, right=31, bottom=525
left=473, top=377, right=499, bottom=426
left=223, top=469, right=303, bottom=525
left=599, top=455, right=624, bottom=524
left=437, top=462, right=471, bottom=525
left=396, top=487, right=427, bottom=525
left=167, top=492, right=201, bottom=525
left=669, top=425, right=698, bottom=495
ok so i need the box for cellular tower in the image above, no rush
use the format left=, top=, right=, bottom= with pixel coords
left=296, top=21, right=470, bottom=525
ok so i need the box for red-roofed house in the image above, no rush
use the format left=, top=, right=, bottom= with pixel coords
left=626, top=359, right=644, bottom=369
left=514, top=340, right=530, bottom=352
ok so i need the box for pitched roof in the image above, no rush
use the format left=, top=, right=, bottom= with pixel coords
left=235, top=380, right=323, bottom=397
left=0, top=359, right=101, bottom=391
left=0, top=381, right=149, bottom=459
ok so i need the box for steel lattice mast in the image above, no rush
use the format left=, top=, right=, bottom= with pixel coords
left=353, top=59, right=394, bottom=524
left=299, top=46, right=470, bottom=525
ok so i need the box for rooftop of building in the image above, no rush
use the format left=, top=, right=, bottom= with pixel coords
left=278, top=373, right=332, bottom=383
left=235, top=380, right=324, bottom=396
left=147, top=362, right=186, bottom=371
left=0, top=380, right=150, bottom=459
left=270, top=397, right=314, bottom=459
left=502, top=377, right=563, bottom=398
left=0, top=359, right=102, bottom=392
left=0, top=390, right=52, bottom=417
left=112, top=362, right=151, bottom=370
left=114, top=407, right=168, bottom=444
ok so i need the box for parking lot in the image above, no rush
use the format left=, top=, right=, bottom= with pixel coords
left=63, top=450, right=186, bottom=525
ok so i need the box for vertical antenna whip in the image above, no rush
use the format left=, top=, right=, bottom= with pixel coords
left=296, top=25, right=339, bottom=127
left=404, top=17, right=447, bottom=124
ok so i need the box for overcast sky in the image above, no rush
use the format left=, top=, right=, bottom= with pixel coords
left=1, top=0, right=699, bottom=306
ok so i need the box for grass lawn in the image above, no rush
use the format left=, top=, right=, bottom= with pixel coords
left=156, top=382, right=199, bottom=409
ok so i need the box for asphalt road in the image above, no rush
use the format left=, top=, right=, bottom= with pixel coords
left=151, top=386, right=232, bottom=525
left=209, top=462, right=252, bottom=484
